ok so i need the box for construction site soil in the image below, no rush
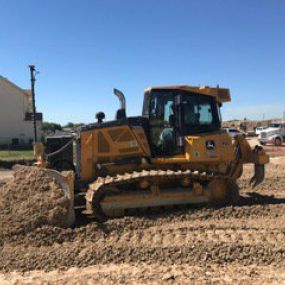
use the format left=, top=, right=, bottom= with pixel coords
left=0, top=158, right=285, bottom=284
left=0, top=165, right=71, bottom=242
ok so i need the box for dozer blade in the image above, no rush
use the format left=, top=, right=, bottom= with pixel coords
left=249, top=164, right=265, bottom=188
left=43, top=169, right=76, bottom=227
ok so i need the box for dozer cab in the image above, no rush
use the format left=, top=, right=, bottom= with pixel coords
left=35, top=85, right=269, bottom=223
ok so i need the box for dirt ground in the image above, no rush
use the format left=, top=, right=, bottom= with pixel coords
left=0, top=157, right=285, bottom=284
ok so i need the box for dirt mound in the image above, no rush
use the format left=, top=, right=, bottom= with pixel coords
left=0, top=165, right=72, bottom=241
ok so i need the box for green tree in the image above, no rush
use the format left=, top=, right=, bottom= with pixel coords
left=42, top=122, right=62, bottom=133
left=63, top=122, right=84, bottom=129
left=64, top=122, right=75, bottom=128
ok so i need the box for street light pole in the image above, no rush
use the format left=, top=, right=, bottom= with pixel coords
left=29, top=65, right=37, bottom=144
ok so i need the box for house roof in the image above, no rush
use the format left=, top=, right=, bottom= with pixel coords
left=0, top=75, right=31, bottom=98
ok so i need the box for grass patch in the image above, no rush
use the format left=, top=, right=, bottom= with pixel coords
left=0, top=150, right=34, bottom=161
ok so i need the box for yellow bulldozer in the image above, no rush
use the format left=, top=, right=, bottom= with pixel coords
left=35, top=85, right=269, bottom=224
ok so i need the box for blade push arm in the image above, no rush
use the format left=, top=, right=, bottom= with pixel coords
left=233, top=136, right=269, bottom=188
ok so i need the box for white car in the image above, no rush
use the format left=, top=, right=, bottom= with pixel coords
left=224, top=128, right=246, bottom=138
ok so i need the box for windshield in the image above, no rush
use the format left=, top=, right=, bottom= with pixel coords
left=147, top=89, right=221, bottom=134
left=145, top=89, right=221, bottom=155
left=270, top=123, right=281, bottom=128
left=180, top=94, right=221, bottom=134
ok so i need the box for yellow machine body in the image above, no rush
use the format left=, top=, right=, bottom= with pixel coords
left=37, top=85, right=269, bottom=222
left=82, top=86, right=269, bottom=221
left=80, top=124, right=151, bottom=181
left=80, top=127, right=237, bottom=182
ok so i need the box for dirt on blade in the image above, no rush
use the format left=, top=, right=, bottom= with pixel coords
left=0, top=165, right=71, bottom=242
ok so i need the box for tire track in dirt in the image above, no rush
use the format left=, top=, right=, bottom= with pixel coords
left=104, top=227, right=285, bottom=248
left=2, top=213, right=285, bottom=272
left=2, top=238, right=285, bottom=272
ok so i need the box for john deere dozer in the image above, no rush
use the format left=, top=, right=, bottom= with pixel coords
left=35, top=85, right=269, bottom=224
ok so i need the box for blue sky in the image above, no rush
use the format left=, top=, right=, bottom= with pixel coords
left=1, top=0, right=285, bottom=124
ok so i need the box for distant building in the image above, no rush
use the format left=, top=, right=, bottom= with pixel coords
left=0, top=75, right=42, bottom=146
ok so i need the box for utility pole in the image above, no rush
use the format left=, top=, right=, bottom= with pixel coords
left=29, top=65, right=38, bottom=144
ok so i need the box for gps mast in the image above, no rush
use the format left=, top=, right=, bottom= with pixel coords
left=29, top=65, right=38, bottom=144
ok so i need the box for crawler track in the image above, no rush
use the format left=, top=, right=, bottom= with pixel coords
left=86, top=169, right=233, bottom=221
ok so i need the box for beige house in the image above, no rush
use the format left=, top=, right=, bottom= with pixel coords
left=0, top=75, right=42, bottom=146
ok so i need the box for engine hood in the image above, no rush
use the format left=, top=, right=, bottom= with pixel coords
left=260, top=127, right=281, bottom=138
left=262, top=127, right=280, bottom=133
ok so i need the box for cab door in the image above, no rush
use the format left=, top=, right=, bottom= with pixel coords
left=148, top=91, right=177, bottom=156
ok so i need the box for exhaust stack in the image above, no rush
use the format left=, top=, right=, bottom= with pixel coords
left=114, top=88, right=126, bottom=119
